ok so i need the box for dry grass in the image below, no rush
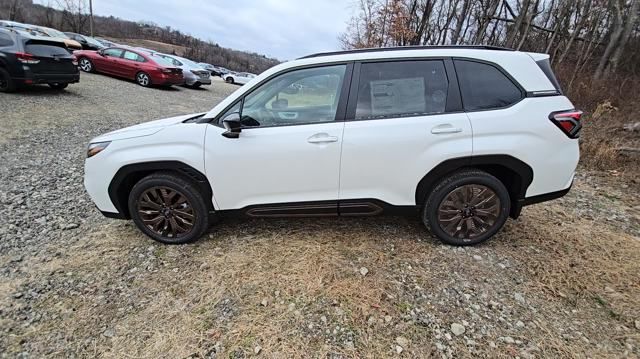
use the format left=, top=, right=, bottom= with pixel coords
left=4, top=178, right=638, bottom=358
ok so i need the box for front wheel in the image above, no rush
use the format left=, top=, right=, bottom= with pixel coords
left=78, top=57, right=93, bottom=72
left=423, top=169, right=510, bottom=246
left=225, top=76, right=234, bottom=84
left=128, top=173, right=210, bottom=244
left=136, top=71, right=151, bottom=87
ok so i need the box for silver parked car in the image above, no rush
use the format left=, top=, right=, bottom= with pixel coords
left=138, top=50, right=211, bottom=89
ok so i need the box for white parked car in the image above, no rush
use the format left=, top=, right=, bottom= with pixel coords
left=84, top=46, right=580, bottom=245
left=224, top=71, right=256, bottom=85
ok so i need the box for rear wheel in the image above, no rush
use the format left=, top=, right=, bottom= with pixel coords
left=423, top=169, right=510, bottom=246
left=136, top=71, right=151, bottom=87
left=0, top=67, right=16, bottom=93
left=78, top=57, right=93, bottom=72
left=128, top=173, right=210, bottom=244
left=48, top=83, right=68, bottom=90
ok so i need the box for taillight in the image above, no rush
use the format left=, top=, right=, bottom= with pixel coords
left=15, top=52, right=40, bottom=64
left=549, top=110, right=583, bottom=138
left=71, top=55, right=78, bottom=66
left=158, top=67, right=172, bottom=74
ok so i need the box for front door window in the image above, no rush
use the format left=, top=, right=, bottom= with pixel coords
left=235, top=65, right=346, bottom=127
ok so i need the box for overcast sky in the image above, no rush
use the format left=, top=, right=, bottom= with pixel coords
left=38, top=0, right=353, bottom=60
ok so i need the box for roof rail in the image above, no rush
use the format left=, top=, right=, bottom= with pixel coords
left=298, top=45, right=514, bottom=59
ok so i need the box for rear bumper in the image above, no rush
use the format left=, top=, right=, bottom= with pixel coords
left=511, top=180, right=573, bottom=218
left=17, top=72, right=80, bottom=85
left=157, top=77, right=185, bottom=86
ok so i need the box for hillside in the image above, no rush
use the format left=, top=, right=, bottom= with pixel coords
left=0, top=0, right=280, bottom=73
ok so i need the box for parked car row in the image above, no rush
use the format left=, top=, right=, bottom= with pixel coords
left=1, top=19, right=257, bottom=92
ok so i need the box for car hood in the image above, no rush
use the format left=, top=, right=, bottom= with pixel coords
left=91, top=112, right=206, bottom=142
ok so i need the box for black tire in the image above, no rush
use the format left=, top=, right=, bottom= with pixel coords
left=48, top=83, right=68, bottom=90
left=190, top=82, right=201, bottom=89
left=128, top=172, right=210, bottom=244
left=225, top=76, right=234, bottom=84
left=423, top=169, right=510, bottom=246
left=135, top=71, right=151, bottom=87
left=78, top=57, right=94, bottom=73
left=0, top=67, right=16, bottom=93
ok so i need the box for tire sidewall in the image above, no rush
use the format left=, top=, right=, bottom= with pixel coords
left=136, top=72, right=151, bottom=87
left=424, top=173, right=510, bottom=246
left=0, top=67, right=16, bottom=93
left=79, top=57, right=93, bottom=72
left=128, top=174, right=209, bottom=244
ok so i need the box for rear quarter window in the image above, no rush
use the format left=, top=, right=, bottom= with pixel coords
left=0, top=33, right=13, bottom=47
left=454, top=60, right=523, bottom=111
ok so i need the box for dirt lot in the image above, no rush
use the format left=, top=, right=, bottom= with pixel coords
left=0, top=73, right=639, bottom=358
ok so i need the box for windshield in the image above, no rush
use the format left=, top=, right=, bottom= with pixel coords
left=41, top=28, right=68, bottom=39
left=83, top=35, right=103, bottom=47
left=150, top=54, right=175, bottom=67
left=177, top=57, right=201, bottom=68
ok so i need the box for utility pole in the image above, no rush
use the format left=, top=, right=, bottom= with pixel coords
left=89, top=0, right=94, bottom=36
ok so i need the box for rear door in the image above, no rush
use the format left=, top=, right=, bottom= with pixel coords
left=23, top=40, right=76, bottom=75
left=339, top=59, right=472, bottom=207
left=121, top=50, right=145, bottom=78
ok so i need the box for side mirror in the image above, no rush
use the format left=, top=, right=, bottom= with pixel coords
left=98, top=50, right=105, bottom=56
left=222, top=113, right=242, bottom=138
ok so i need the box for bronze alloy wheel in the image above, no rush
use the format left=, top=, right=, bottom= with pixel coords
left=136, top=186, right=195, bottom=239
left=437, top=184, right=501, bottom=239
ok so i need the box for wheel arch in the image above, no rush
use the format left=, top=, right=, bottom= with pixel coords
left=108, top=161, right=214, bottom=219
left=415, top=155, right=533, bottom=218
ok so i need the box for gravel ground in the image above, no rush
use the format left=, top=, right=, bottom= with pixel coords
left=0, top=73, right=639, bottom=358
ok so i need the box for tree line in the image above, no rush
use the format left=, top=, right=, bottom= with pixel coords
left=340, top=0, right=640, bottom=89
left=0, top=0, right=280, bottom=73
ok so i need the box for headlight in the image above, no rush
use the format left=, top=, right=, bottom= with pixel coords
left=87, top=141, right=111, bottom=158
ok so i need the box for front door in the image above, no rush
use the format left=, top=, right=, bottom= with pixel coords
left=204, top=64, right=351, bottom=212
left=94, top=48, right=123, bottom=76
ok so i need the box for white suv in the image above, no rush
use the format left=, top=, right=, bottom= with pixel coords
left=84, top=46, right=581, bottom=246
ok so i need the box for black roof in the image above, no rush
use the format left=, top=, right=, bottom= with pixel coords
left=298, top=45, right=514, bottom=59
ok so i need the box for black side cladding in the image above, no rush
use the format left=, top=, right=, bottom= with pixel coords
left=535, top=58, right=563, bottom=94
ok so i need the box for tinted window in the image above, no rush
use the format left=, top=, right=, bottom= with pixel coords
left=536, top=59, right=562, bottom=93
left=25, top=42, right=69, bottom=56
left=240, top=65, right=346, bottom=127
left=103, top=48, right=123, bottom=57
left=123, top=51, right=144, bottom=62
left=455, top=60, right=523, bottom=110
left=355, top=60, right=448, bottom=120
left=0, top=33, right=13, bottom=47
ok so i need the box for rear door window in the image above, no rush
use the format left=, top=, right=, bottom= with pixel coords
left=123, top=51, right=145, bottom=62
left=354, top=60, right=449, bottom=120
left=454, top=60, right=523, bottom=111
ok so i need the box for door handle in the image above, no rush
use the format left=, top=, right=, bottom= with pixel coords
left=307, top=133, right=338, bottom=144
left=431, top=125, right=463, bottom=134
